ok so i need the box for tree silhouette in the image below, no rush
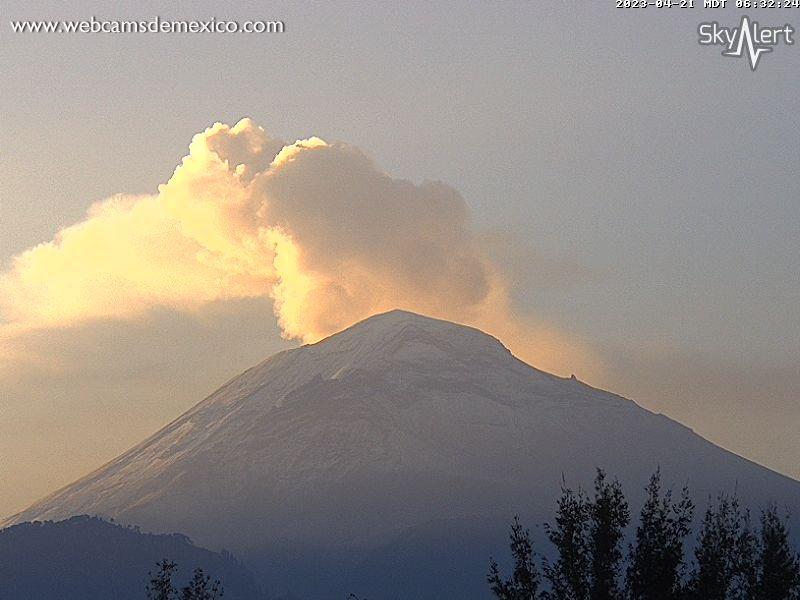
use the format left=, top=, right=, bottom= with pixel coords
left=180, top=568, right=223, bottom=600
left=543, top=480, right=590, bottom=600
left=488, top=515, right=540, bottom=599
left=688, top=493, right=750, bottom=599
left=146, top=561, right=224, bottom=600
left=755, top=504, right=800, bottom=599
left=488, top=469, right=800, bottom=600
left=626, top=469, right=693, bottom=600
left=147, top=560, right=178, bottom=600
left=735, top=509, right=759, bottom=600
left=588, top=469, right=629, bottom=600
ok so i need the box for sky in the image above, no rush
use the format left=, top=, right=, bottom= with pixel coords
left=0, top=1, right=798, bottom=518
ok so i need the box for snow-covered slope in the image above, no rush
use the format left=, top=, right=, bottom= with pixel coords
left=4, top=310, right=799, bottom=597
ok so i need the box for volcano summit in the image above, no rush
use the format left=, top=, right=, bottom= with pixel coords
left=5, top=310, right=799, bottom=598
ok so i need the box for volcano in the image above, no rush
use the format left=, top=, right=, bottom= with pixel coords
left=5, top=310, right=799, bottom=598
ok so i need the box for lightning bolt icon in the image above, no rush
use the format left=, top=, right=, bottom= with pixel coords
left=723, top=15, right=772, bottom=71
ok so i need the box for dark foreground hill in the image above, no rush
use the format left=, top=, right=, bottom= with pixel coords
left=0, top=515, right=265, bottom=600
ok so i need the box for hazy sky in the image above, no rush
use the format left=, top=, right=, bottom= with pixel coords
left=1, top=1, right=798, bottom=518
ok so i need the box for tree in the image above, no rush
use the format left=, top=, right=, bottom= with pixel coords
left=626, top=469, right=694, bottom=600
left=754, top=504, right=800, bottom=600
left=488, top=469, right=800, bottom=600
left=147, top=560, right=178, bottom=600
left=688, top=493, right=750, bottom=600
left=180, top=567, right=223, bottom=600
left=588, top=469, right=629, bottom=600
left=147, top=561, right=225, bottom=600
left=543, top=480, right=590, bottom=600
left=488, top=515, right=540, bottom=599
left=733, top=510, right=759, bottom=600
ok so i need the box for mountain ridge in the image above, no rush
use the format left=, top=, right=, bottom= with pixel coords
left=0, top=515, right=266, bottom=600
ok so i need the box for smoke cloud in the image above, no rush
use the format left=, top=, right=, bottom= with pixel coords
left=0, top=119, right=598, bottom=376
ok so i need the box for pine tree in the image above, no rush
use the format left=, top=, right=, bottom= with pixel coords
left=488, top=515, right=541, bottom=599
left=755, top=505, right=800, bottom=600
left=543, top=480, right=590, bottom=600
left=588, top=469, right=629, bottom=600
left=626, top=469, right=694, bottom=600
left=147, top=560, right=178, bottom=600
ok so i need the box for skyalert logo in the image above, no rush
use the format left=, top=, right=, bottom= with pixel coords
left=698, top=15, right=794, bottom=71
